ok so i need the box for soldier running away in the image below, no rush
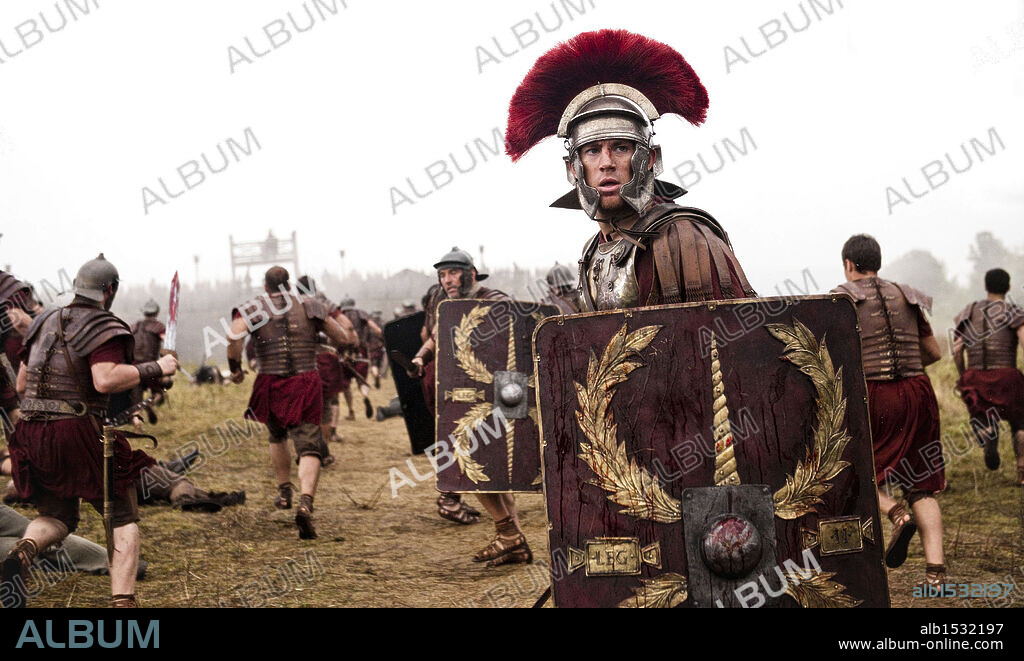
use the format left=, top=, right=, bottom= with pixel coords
left=226, top=266, right=357, bottom=540
left=296, top=275, right=345, bottom=452
left=832, top=234, right=947, bottom=591
left=1, top=254, right=179, bottom=608
left=953, top=268, right=1024, bottom=485
left=125, top=299, right=168, bottom=431
left=338, top=296, right=383, bottom=421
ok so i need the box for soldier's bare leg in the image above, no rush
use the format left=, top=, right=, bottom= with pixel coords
left=473, top=494, right=530, bottom=566
left=297, top=456, right=320, bottom=497
left=109, top=523, right=139, bottom=598
left=878, top=487, right=916, bottom=568
left=293, top=424, right=322, bottom=539
left=977, top=424, right=1001, bottom=470
left=19, top=517, right=67, bottom=555
left=343, top=386, right=355, bottom=420
left=359, top=384, right=373, bottom=418
left=909, top=493, right=945, bottom=587
left=269, top=441, right=292, bottom=489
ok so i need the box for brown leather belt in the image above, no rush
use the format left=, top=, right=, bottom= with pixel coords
left=19, top=398, right=93, bottom=417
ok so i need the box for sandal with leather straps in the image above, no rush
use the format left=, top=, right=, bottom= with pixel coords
left=1, top=538, right=37, bottom=609
left=274, top=482, right=294, bottom=510
left=915, top=564, right=947, bottom=594
left=473, top=516, right=533, bottom=568
left=884, top=502, right=917, bottom=569
left=437, top=493, right=480, bottom=525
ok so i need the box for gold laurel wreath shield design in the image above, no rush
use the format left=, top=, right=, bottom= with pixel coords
left=765, top=320, right=853, bottom=520
left=573, top=323, right=681, bottom=523
left=617, top=573, right=688, bottom=608
left=784, top=570, right=863, bottom=608
left=454, top=305, right=493, bottom=384
left=450, top=402, right=493, bottom=484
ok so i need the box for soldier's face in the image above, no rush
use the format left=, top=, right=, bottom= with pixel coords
left=439, top=267, right=472, bottom=298
left=577, top=139, right=636, bottom=214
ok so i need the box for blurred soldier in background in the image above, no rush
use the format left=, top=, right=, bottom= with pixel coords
left=953, top=268, right=1024, bottom=486
left=338, top=296, right=383, bottom=421
left=543, top=263, right=579, bottom=314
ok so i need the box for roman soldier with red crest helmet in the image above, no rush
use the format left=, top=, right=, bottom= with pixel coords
left=505, top=29, right=755, bottom=310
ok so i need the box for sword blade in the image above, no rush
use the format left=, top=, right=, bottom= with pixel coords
left=165, top=271, right=180, bottom=352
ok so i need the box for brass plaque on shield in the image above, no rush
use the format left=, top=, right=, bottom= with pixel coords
left=585, top=538, right=642, bottom=576
left=818, top=516, right=864, bottom=556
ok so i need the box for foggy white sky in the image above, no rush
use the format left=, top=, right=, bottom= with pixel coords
left=1, top=0, right=1022, bottom=295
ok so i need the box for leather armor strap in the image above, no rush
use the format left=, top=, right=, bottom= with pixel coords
left=652, top=225, right=681, bottom=304
left=697, top=223, right=733, bottom=296
left=57, top=310, right=104, bottom=434
left=20, top=398, right=89, bottom=417
left=135, top=361, right=163, bottom=381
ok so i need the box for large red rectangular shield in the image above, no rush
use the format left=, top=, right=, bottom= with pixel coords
left=534, top=295, right=890, bottom=608
left=435, top=299, right=559, bottom=493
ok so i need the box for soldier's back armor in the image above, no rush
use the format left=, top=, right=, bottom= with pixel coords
left=238, top=294, right=327, bottom=376
left=833, top=277, right=931, bottom=381
left=131, top=318, right=165, bottom=362
left=955, top=299, right=1024, bottom=370
left=579, top=203, right=755, bottom=311
left=21, top=305, right=133, bottom=419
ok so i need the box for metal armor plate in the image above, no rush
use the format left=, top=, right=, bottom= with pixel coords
left=534, top=295, right=889, bottom=608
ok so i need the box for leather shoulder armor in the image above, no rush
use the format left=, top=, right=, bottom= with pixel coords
left=0, top=271, right=30, bottom=307
left=63, top=308, right=133, bottom=358
left=302, top=296, right=329, bottom=322
left=892, top=283, right=933, bottom=315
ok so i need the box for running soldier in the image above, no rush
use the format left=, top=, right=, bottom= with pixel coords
left=953, top=268, right=1024, bottom=485
left=125, top=299, right=167, bottom=430
left=832, top=234, right=947, bottom=589
left=1, top=254, right=178, bottom=608
left=338, top=297, right=383, bottom=420
left=368, top=310, right=386, bottom=389
left=226, top=266, right=357, bottom=539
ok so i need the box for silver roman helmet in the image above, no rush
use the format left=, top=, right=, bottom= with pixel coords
left=74, top=253, right=120, bottom=309
left=546, top=262, right=575, bottom=291
left=506, top=30, right=709, bottom=219
left=142, top=298, right=160, bottom=316
left=560, top=84, right=665, bottom=218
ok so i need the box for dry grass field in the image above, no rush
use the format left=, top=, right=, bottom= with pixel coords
left=9, top=357, right=1023, bottom=609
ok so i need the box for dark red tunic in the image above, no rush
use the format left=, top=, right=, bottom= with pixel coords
left=867, top=374, right=945, bottom=492
left=245, top=371, right=323, bottom=428
left=317, top=352, right=342, bottom=399
left=8, top=339, right=155, bottom=501
left=958, top=367, right=1024, bottom=431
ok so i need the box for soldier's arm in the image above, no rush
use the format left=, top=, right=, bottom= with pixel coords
left=16, top=362, right=27, bottom=396
left=1017, top=325, right=1024, bottom=348
left=4, top=307, right=32, bottom=336
left=367, top=318, right=384, bottom=340
left=919, top=334, right=942, bottom=367
left=226, top=316, right=250, bottom=381
left=92, top=353, right=177, bottom=394
left=952, top=336, right=965, bottom=377
left=324, top=314, right=358, bottom=348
